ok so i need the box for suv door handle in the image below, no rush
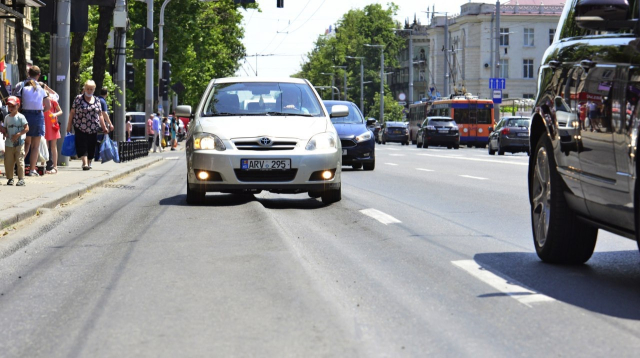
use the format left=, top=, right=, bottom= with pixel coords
left=580, top=59, right=596, bottom=69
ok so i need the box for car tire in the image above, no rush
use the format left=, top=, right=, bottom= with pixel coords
left=363, top=160, right=375, bottom=171
left=382, top=141, right=386, bottom=145
left=447, top=145, right=452, bottom=149
left=417, top=139, right=423, bottom=148
left=454, top=144, right=459, bottom=149
left=405, top=141, right=410, bottom=146
left=423, top=141, right=429, bottom=148
left=186, top=182, right=206, bottom=205
left=321, top=185, right=341, bottom=204
left=352, top=163, right=363, bottom=169
left=530, top=134, right=598, bottom=264
left=498, top=142, right=505, bottom=155
left=488, top=143, right=496, bottom=155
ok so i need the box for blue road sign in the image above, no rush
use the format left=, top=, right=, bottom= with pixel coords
left=489, top=78, right=506, bottom=90
left=493, top=89, right=502, bottom=104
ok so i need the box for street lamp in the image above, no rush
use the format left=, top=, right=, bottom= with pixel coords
left=320, top=72, right=335, bottom=99
left=332, top=65, right=347, bottom=101
left=345, top=56, right=364, bottom=113
left=364, top=44, right=385, bottom=123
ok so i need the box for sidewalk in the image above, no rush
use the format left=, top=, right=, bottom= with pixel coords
left=0, top=151, right=169, bottom=229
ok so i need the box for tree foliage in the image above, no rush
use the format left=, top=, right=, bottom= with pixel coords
left=294, top=3, right=405, bottom=119
left=368, top=91, right=405, bottom=122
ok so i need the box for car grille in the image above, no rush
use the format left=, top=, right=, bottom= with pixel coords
left=233, top=140, right=298, bottom=151
left=234, top=169, right=298, bottom=182
left=340, top=139, right=357, bottom=148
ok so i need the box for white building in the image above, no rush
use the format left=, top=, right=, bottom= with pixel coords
left=427, top=0, right=564, bottom=100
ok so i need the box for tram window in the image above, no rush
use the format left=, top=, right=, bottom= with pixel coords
left=477, top=108, right=491, bottom=124
left=454, top=109, right=468, bottom=124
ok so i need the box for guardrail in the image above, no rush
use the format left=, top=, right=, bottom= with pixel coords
left=118, top=140, right=149, bottom=162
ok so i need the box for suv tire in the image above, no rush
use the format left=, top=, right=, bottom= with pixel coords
left=530, top=135, right=598, bottom=264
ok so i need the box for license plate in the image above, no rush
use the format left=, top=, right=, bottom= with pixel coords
left=241, top=159, right=291, bottom=170
left=438, top=129, right=449, bottom=133
left=517, top=133, right=529, bottom=137
left=342, top=149, right=347, bottom=155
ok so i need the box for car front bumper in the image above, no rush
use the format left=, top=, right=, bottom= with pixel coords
left=340, top=138, right=375, bottom=164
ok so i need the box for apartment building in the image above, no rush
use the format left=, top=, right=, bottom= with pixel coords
left=0, top=0, right=42, bottom=87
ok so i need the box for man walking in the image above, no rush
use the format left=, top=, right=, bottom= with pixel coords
left=151, top=114, right=163, bottom=153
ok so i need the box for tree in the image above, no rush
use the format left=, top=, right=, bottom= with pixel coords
left=368, top=91, right=405, bottom=122
left=30, top=8, right=50, bottom=76
left=92, top=5, right=114, bottom=91
left=295, top=3, right=405, bottom=118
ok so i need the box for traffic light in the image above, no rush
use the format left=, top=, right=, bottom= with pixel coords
left=160, top=78, right=169, bottom=99
left=162, top=61, right=171, bottom=84
left=126, top=63, right=135, bottom=90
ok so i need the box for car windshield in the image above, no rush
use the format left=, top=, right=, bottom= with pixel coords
left=201, top=82, right=324, bottom=117
left=130, top=115, right=146, bottom=123
left=506, top=118, right=530, bottom=128
left=326, top=102, right=363, bottom=124
left=429, top=120, right=456, bottom=126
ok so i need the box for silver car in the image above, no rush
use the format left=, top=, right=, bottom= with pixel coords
left=177, top=77, right=347, bottom=205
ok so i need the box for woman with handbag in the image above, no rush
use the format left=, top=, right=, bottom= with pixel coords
left=66, top=80, right=108, bottom=170
left=43, top=84, right=62, bottom=174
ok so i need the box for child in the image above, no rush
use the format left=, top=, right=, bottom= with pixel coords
left=1, top=96, right=29, bottom=186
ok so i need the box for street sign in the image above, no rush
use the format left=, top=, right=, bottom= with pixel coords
left=493, top=90, right=502, bottom=104
left=489, top=78, right=506, bottom=90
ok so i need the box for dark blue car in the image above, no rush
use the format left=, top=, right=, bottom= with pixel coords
left=324, top=100, right=376, bottom=171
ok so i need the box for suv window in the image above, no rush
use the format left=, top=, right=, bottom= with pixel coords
left=558, top=0, right=639, bottom=40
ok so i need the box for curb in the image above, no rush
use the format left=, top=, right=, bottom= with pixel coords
left=0, top=157, right=163, bottom=230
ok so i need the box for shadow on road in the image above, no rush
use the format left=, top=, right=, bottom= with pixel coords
left=474, top=250, right=640, bottom=319
left=256, top=196, right=327, bottom=210
left=159, top=193, right=257, bottom=207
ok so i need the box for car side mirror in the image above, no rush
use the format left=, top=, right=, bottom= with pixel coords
left=575, top=0, right=632, bottom=31
left=366, top=118, right=376, bottom=127
left=489, top=127, right=494, bottom=132
left=330, top=105, right=349, bottom=118
left=176, top=105, right=192, bottom=118
left=417, top=123, right=422, bottom=128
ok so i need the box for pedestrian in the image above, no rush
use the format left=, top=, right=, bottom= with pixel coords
left=170, top=115, right=178, bottom=150
left=43, top=84, right=62, bottom=174
left=66, top=80, right=108, bottom=170
left=163, top=117, right=170, bottom=148
left=12, top=65, right=51, bottom=177
left=1, top=96, right=29, bottom=186
left=96, top=87, right=114, bottom=133
left=126, top=115, right=132, bottom=141
left=147, top=113, right=155, bottom=151
left=152, top=114, right=162, bottom=153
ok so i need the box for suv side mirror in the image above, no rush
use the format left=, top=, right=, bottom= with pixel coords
left=330, top=105, right=349, bottom=118
left=176, top=105, right=192, bottom=118
left=575, top=0, right=632, bottom=31
left=366, top=118, right=376, bottom=127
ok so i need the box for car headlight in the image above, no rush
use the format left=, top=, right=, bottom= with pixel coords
left=355, top=131, right=372, bottom=143
left=194, top=132, right=226, bottom=151
left=306, top=132, right=337, bottom=150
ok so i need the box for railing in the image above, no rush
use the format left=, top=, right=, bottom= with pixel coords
left=117, top=140, right=150, bottom=162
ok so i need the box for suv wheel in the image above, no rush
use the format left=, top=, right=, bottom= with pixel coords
left=186, top=182, right=206, bottom=205
left=530, top=135, right=597, bottom=264
left=321, top=185, right=341, bottom=204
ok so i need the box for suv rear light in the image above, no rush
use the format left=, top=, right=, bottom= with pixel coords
left=501, top=127, right=510, bottom=135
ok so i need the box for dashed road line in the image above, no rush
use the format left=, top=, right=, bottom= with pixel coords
left=385, top=163, right=399, bottom=166
left=452, top=260, right=555, bottom=307
left=360, top=208, right=402, bottom=225
left=416, top=153, right=528, bottom=166
left=416, top=168, right=434, bottom=172
left=389, top=154, right=405, bottom=156
left=460, top=175, right=488, bottom=180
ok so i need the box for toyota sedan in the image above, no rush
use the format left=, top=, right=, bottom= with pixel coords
left=177, top=77, right=346, bottom=205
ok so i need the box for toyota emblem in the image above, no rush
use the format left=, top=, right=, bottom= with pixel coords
left=259, top=137, right=272, bottom=146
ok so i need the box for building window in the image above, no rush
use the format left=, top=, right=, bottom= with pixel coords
left=5, top=24, right=16, bottom=63
left=503, top=93, right=509, bottom=99
left=523, top=59, right=534, bottom=79
left=523, top=93, right=535, bottom=99
left=549, top=29, right=556, bottom=45
left=499, top=59, right=509, bottom=78
left=524, top=28, right=534, bottom=47
left=500, top=28, right=509, bottom=46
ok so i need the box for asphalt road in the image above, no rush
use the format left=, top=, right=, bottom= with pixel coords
left=2, top=144, right=640, bottom=357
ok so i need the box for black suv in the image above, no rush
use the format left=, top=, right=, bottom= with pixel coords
left=529, top=0, right=640, bottom=263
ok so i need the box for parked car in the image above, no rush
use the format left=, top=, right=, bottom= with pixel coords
left=126, top=111, right=147, bottom=141
left=373, top=121, right=382, bottom=144
left=416, top=116, right=460, bottom=149
left=178, top=77, right=345, bottom=205
left=380, top=121, right=409, bottom=145
left=528, top=0, right=640, bottom=264
left=488, top=116, right=530, bottom=155
left=324, top=100, right=376, bottom=171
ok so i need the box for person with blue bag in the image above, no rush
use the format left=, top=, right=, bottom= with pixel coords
left=66, top=80, right=108, bottom=171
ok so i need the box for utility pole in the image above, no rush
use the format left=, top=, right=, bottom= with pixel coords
left=495, top=0, right=501, bottom=122
left=346, top=56, right=364, bottom=113
left=159, top=0, right=171, bottom=116
left=145, top=0, right=154, bottom=124
left=332, top=65, right=347, bottom=101
left=365, top=44, right=385, bottom=122
left=320, top=72, right=335, bottom=99
left=55, top=0, right=71, bottom=167
left=114, top=0, right=127, bottom=142
left=444, top=13, right=449, bottom=98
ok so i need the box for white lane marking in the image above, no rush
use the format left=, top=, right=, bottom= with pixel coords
left=460, top=175, right=488, bottom=180
left=389, top=154, right=405, bottom=156
left=417, top=153, right=528, bottom=166
left=416, top=168, right=434, bottom=172
left=360, top=209, right=402, bottom=225
left=165, top=156, right=180, bottom=160
left=452, top=260, right=555, bottom=307
left=386, top=148, right=400, bottom=151
left=385, top=163, right=399, bottom=166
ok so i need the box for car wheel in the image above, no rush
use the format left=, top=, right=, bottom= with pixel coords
left=423, top=141, right=429, bottom=149
left=186, top=182, right=206, bottom=205
left=352, top=163, right=363, bottom=169
left=363, top=160, right=375, bottom=171
left=488, top=143, right=496, bottom=155
left=416, top=138, right=423, bottom=148
left=454, top=144, right=459, bottom=149
left=498, top=142, right=505, bottom=155
left=530, top=135, right=598, bottom=264
left=382, top=141, right=386, bottom=145
left=321, top=185, right=342, bottom=204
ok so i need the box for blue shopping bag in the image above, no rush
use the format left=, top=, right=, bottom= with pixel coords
left=61, top=133, right=76, bottom=157
left=99, top=135, right=120, bottom=163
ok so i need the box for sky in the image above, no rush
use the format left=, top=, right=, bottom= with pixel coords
left=236, top=0, right=499, bottom=78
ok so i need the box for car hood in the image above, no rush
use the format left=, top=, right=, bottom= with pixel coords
left=332, top=123, right=368, bottom=138
left=196, top=116, right=329, bottom=140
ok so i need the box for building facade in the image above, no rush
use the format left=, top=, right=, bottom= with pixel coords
left=426, top=0, right=563, bottom=101
left=387, top=22, right=430, bottom=106
left=0, top=0, right=42, bottom=88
